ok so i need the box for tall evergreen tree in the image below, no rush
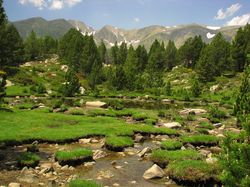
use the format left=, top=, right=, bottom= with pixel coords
left=24, top=30, right=40, bottom=61
left=196, top=33, right=231, bottom=82
left=136, top=45, right=148, bottom=72
left=165, top=40, right=177, bottom=70
left=118, top=42, right=128, bottom=64
left=110, top=42, right=119, bottom=65
left=231, top=25, right=250, bottom=72
left=123, top=46, right=138, bottom=90
left=98, top=40, right=107, bottom=64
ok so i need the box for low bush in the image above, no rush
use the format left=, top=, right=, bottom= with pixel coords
left=69, top=179, right=102, bottom=187
left=17, top=152, right=40, bottom=168
left=161, top=140, right=183, bottom=150
left=181, top=135, right=219, bottom=146
left=55, top=148, right=93, bottom=166
left=105, top=136, right=134, bottom=151
left=209, top=106, right=227, bottom=120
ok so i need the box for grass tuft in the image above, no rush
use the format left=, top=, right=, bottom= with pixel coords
left=17, top=152, right=40, bottom=168
left=105, top=136, right=134, bottom=151
left=69, top=179, right=102, bottom=187
left=181, top=135, right=219, bottom=146
left=161, top=140, right=183, bottom=150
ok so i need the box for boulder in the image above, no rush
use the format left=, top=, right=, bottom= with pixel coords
left=162, top=122, right=181, bottom=129
left=18, top=172, right=39, bottom=184
left=134, top=134, right=145, bottom=143
left=85, top=101, right=107, bottom=108
left=93, top=150, right=108, bottom=160
left=210, top=85, right=220, bottom=93
left=179, top=108, right=207, bottom=115
left=137, top=147, right=152, bottom=157
left=206, top=157, right=218, bottom=164
left=78, top=138, right=91, bottom=144
left=8, top=183, right=21, bottom=187
left=143, top=164, right=165, bottom=180
left=213, top=123, right=222, bottom=128
left=162, top=99, right=174, bottom=104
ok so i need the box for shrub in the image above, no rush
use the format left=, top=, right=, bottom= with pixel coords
left=105, top=136, right=134, bottom=151
left=144, top=118, right=158, bottom=125
left=55, top=148, right=93, bottom=166
left=17, top=152, right=40, bottom=168
left=209, top=106, right=226, bottom=120
left=132, top=112, right=148, bottom=121
left=161, top=140, right=183, bottom=150
left=69, top=179, right=102, bottom=187
left=186, top=114, right=196, bottom=121
left=181, top=135, right=219, bottom=146
left=151, top=149, right=202, bottom=167
left=158, top=110, right=166, bottom=118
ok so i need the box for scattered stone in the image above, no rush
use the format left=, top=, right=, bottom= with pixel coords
left=93, top=150, right=108, bottom=160
left=162, top=122, right=181, bottom=129
left=113, top=183, right=120, bottom=186
left=18, top=172, right=39, bottom=183
left=155, top=135, right=169, bottom=141
left=199, top=149, right=211, bottom=157
left=218, top=125, right=225, bottom=130
left=5, top=80, right=14, bottom=87
left=210, top=85, right=220, bottom=93
left=85, top=101, right=107, bottom=108
left=206, top=157, right=218, bottom=164
left=61, top=65, right=68, bottom=72
left=228, top=128, right=241, bottom=134
left=181, top=146, right=186, bottom=150
left=143, top=164, right=165, bottom=180
left=8, top=183, right=21, bottom=187
left=209, top=146, right=222, bottom=154
left=114, top=165, right=122, bottom=169
left=137, top=147, right=152, bottom=157
left=67, top=175, right=77, bottom=183
left=97, top=170, right=114, bottom=179
left=84, top=162, right=96, bottom=167
left=79, top=87, right=85, bottom=95
left=162, top=99, right=174, bottom=104
left=213, top=123, right=222, bottom=128
left=91, top=139, right=99, bottom=143
left=134, top=134, right=145, bottom=143
left=61, top=165, right=69, bottom=171
left=78, top=138, right=91, bottom=144
left=217, top=134, right=225, bottom=138
left=111, top=161, right=117, bottom=165
left=179, top=108, right=207, bottom=115
left=185, top=143, right=196, bottom=150
left=130, top=181, right=137, bottom=184
left=124, top=147, right=138, bottom=155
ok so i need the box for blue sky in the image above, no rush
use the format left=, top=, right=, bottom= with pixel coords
left=3, top=0, right=250, bottom=29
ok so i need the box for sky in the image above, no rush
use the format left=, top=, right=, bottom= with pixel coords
left=3, top=0, right=250, bottom=29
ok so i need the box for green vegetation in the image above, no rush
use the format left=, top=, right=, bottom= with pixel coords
left=17, top=152, right=40, bottom=168
left=69, top=179, right=102, bottom=187
left=151, top=149, right=203, bottom=166
left=161, top=140, right=183, bottom=150
left=105, top=136, right=134, bottom=151
left=55, top=148, right=93, bottom=165
left=168, top=160, right=220, bottom=183
left=181, top=135, right=219, bottom=146
left=198, top=122, right=214, bottom=130
left=0, top=110, right=177, bottom=143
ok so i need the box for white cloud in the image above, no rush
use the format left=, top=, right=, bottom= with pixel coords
left=215, top=3, right=241, bottom=20
left=133, top=17, right=140, bottom=23
left=226, top=13, right=250, bottom=26
left=50, top=0, right=63, bottom=9
left=18, top=0, right=82, bottom=10
left=18, top=0, right=47, bottom=9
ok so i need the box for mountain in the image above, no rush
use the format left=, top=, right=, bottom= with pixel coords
left=13, top=17, right=241, bottom=48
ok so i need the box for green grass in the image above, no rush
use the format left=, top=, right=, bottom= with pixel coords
left=6, top=85, right=31, bottom=96
left=55, top=148, right=93, bottom=162
left=181, top=135, right=219, bottom=146
left=17, top=152, right=40, bottom=167
left=167, top=160, right=220, bottom=182
left=198, top=122, right=214, bottom=130
left=105, top=136, right=134, bottom=151
left=69, top=179, right=102, bottom=187
left=0, top=110, right=177, bottom=143
left=161, top=140, right=183, bottom=150
left=151, top=150, right=203, bottom=165
left=67, top=108, right=85, bottom=115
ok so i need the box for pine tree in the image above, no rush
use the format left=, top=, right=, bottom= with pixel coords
left=221, top=67, right=250, bottom=187
left=231, top=25, right=250, bottom=72
left=0, top=70, right=6, bottom=102
left=196, top=33, right=231, bottom=82
left=24, top=30, right=40, bottom=61
left=110, top=42, right=119, bottom=65
left=136, top=45, right=148, bottom=72
left=61, top=69, right=80, bottom=97
left=165, top=40, right=177, bottom=70
left=118, top=42, right=128, bottom=64
left=123, top=46, right=138, bottom=90
left=191, top=77, right=202, bottom=97
left=98, top=40, right=107, bottom=64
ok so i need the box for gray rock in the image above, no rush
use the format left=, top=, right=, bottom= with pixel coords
left=85, top=101, right=107, bottom=108
left=93, top=150, right=108, bottom=160
left=143, top=164, right=165, bottom=180
left=179, top=108, right=207, bottom=115
left=137, top=147, right=152, bottom=157
left=78, top=138, right=91, bottom=144
left=8, top=183, right=21, bottom=187
left=213, top=123, right=222, bottom=128
left=162, top=122, right=181, bottom=129
left=206, top=157, right=218, bottom=164
left=134, top=133, right=145, bottom=143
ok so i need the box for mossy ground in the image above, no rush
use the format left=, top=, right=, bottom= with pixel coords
left=68, top=179, right=102, bottom=187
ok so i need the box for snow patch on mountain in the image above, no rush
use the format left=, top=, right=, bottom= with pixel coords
left=207, top=32, right=216, bottom=39
left=206, top=26, right=221, bottom=30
